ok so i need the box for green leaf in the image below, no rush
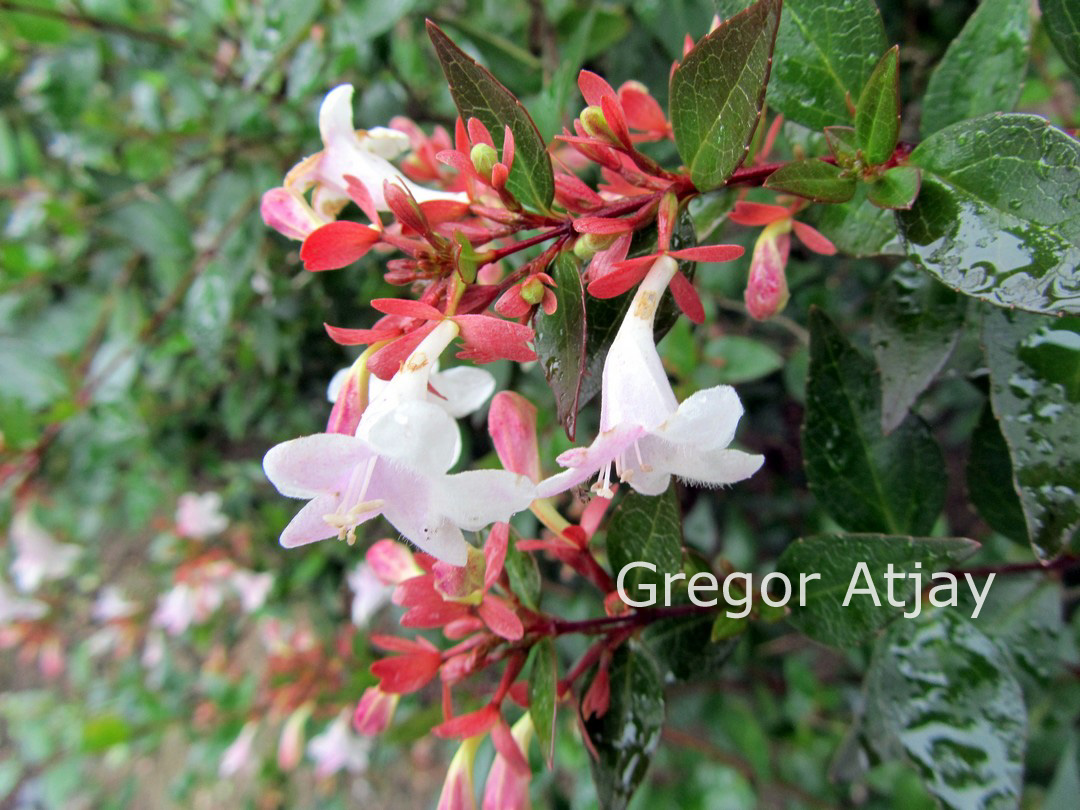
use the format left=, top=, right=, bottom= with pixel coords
left=959, top=573, right=1063, bottom=684
left=669, top=0, right=781, bottom=190
left=534, top=252, right=587, bottom=439
left=1040, top=0, right=1080, bottom=79
left=584, top=646, right=665, bottom=810
left=825, top=125, right=858, bottom=167
left=802, top=183, right=904, bottom=257
left=646, top=611, right=735, bottom=680
left=605, top=487, right=683, bottom=594
left=920, top=0, right=1032, bottom=136
left=527, top=637, right=557, bottom=767
left=763, top=159, right=856, bottom=203
left=777, top=533, right=977, bottom=647
left=724, top=0, right=886, bottom=131
left=426, top=21, right=554, bottom=212
left=82, top=713, right=132, bottom=753
left=864, top=611, right=1026, bottom=810
left=504, top=530, right=542, bottom=610
left=871, top=262, right=966, bottom=434
left=866, top=165, right=921, bottom=210
left=982, top=307, right=1080, bottom=559
left=966, top=401, right=1028, bottom=543
left=899, top=114, right=1080, bottom=315
left=803, top=309, right=947, bottom=535
left=710, top=612, right=748, bottom=641
left=855, top=47, right=900, bottom=166
left=701, top=335, right=783, bottom=385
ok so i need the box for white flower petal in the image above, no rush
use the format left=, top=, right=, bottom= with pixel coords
left=435, top=469, right=537, bottom=531
left=365, top=400, right=461, bottom=473
left=430, top=366, right=496, bottom=418
left=362, top=127, right=411, bottom=160
left=318, top=84, right=359, bottom=148
left=658, top=385, right=744, bottom=449
left=656, top=443, right=765, bottom=489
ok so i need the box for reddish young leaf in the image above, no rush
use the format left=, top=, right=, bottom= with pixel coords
left=669, top=270, right=706, bottom=324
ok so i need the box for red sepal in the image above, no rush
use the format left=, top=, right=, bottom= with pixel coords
left=432, top=704, right=500, bottom=739
left=728, top=201, right=789, bottom=226
left=300, top=221, right=380, bottom=271
left=669, top=270, right=705, bottom=324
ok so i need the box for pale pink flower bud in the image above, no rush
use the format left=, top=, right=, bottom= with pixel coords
left=277, top=704, right=312, bottom=771
left=437, top=736, right=481, bottom=810
left=219, top=721, right=258, bottom=777
left=744, top=224, right=791, bottom=321
left=353, top=686, right=399, bottom=735
left=482, top=714, right=534, bottom=810
left=38, top=636, right=65, bottom=679
left=487, top=392, right=542, bottom=483
left=326, top=363, right=365, bottom=435
left=261, top=187, right=324, bottom=241
left=365, top=539, right=422, bottom=585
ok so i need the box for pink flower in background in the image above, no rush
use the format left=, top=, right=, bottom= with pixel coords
left=277, top=704, right=312, bottom=772
left=539, top=256, right=764, bottom=499
left=307, top=710, right=372, bottom=779
left=91, top=586, right=138, bottom=622
left=347, top=561, right=393, bottom=626
left=366, top=539, right=423, bottom=585
left=219, top=721, right=259, bottom=778
left=175, top=492, right=229, bottom=539
left=9, top=510, right=80, bottom=593
left=230, top=570, right=274, bottom=613
left=353, top=686, right=399, bottom=736
left=0, top=579, right=47, bottom=624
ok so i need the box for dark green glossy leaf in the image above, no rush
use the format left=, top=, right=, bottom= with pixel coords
left=534, top=252, right=587, bottom=439
left=504, top=529, right=542, bottom=610
left=865, top=611, right=1026, bottom=810
left=646, top=611, right=735, bottom=681
left=527, top=637, right=557, bottom=767
left=867, top=165, right=921, bottom=210
left=920, top=0, right=1031, bottom=137
left=728, top=0, right=886, bottom=131
left=982, top=307, right=1080, bottom=559
left=584, top=646, right=664, bottom=810
left=966, top=401, right=1028, bottom=542
left=606, top=487, right=683, bottom=594
left=764, top=159, right=855, bottom=203
left=804, top=309, right=947, bottom=535
left=802, top=183, right=904, bottom=257
left=900, top=114, right=1080, bottom=315
left=855, top=47, right=900, bottom=166
left=670, top=0, right=781, bottom=190
left=777, top=533, right=977, bottom=647
left=960, top=573, right=1063, bottom=684
left=427, top=21, right=554, bottom=212
left=825, top=125, right=858, bottom=167
left=1041, top=0, right=1080, bottom=78
left=871, top=262, right=966, bottom=433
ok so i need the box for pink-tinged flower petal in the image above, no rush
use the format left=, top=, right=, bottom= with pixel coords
left=586, top=256, right=654, bottom=299
left=792, top=220, right=837, bottom=255
left=573, top=216, right=635, bottom=234
left=277, top=705, right=311, bottom=771
left=728, top=201, right=790, bottom=226
left=536, top=423, right=645, bottom=498
left=343, top=175, right=381, bottom=225
left=578, top=69, right=617, bottom=106
left=278, top=494, right=351, bottom=548
left=618, top=81, right=668, bottom=134
left=300, top=221, right=381, bottom=271
left=490, top=718, right=530, bottom=776
left=452, top=315, right=536, bottom=364
left=487, top=391, right=542, bottom=482
left=484, top=522, right=510, bottom=589
left=261, top=187, right=323, bottom=240
left=744, top=230, right=790, bottom=320
left=478, top=593, right=524, bottom=640
left=668, top=244, right=745, bottom=262
left=434, top=704, right=500, bottom=739
left=366, top=539, right=422, bottom=585
left=219, top=721, right=258, bottom=777
left=669, top=270, right=705, bottom=324
left=437, top=737, right=481, bottom=810
left=263, top=433, right=372, bottom=500
left=354, top=686, right=399, bottom=735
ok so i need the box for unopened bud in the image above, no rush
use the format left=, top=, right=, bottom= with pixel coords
left=580, top=105, right=615, bottom=142
left=520, top=276, right=547, bottom=306
left=470, top=142, right=499, bottom=178
left=744, top=225, right=791, bottom=320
